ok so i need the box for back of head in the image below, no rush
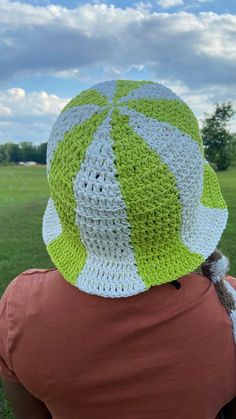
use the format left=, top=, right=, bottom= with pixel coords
left=42, top=80, right=228, bottom=298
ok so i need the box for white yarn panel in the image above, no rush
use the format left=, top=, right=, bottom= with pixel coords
left=118, top=82, right=182, bottom=104
left=119, top=106, right=226, bottom=258
left=47, top=104, right=105, bottom=173
left=77, top=255, right=148, bottom=298
left=73, top=112, right=147, bottom=297
left=90, top=80, right=117, bottom=103
left=42, top=197, right=62, bottom=245
left=182, top=204, right=228, bottom=257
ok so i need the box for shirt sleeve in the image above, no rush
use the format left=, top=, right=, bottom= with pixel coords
left=0, top=278, right=21, bottom=383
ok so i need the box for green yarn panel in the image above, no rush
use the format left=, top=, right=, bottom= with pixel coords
left=122, top=98, right=203, bottom=153
left=47, top=232, right=86, bottom=285
left=62, top=89, right=108, bottom=112
left=114, top=80, right=153, bottom=102
left=111, top=109, right=203, bottom=286
left=201, top=163, right=227, bottom=209
left=49, top=110, right=108, bottom=283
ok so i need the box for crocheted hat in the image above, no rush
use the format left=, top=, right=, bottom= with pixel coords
left=42, top=80, right=228, bottom=298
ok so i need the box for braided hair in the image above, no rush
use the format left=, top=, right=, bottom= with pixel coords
left=172, top=249, right=236, bottom=342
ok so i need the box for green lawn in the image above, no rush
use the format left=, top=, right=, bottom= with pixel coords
left=0, top=166, right=53, bottom=295
left=0, top=165, right=235, bottom=418
left=0, top=166, right=53, bottom=419
left=0, top=385, right=13, bottom=419
left=216, top=168, right=236, bottom=275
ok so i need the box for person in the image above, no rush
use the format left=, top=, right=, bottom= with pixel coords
left=0, top=80, right=236, bottom=419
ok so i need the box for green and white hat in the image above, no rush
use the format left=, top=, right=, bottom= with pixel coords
left=42, top=80, right=228, bottom=298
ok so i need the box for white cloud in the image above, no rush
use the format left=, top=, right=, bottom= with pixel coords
left=0, top=88, right=68, bottom=117
left=196, top=0, right=213, bottom=3
left=0, top=87, right=69, bottom=142
left=53, top=69, right=80, bottom=79
left=0, top=103, right=12, bottom=116
left=0, top=0, right=60, bottom=26
left=0, top=0, right=236, bottom=139
left=0, top=0, right=235, bottom=92
left=156, top=0, right=184, bottom=8
left=0, top=118, right=52, bottom=144
left=133, top=1, right=154, bottom=11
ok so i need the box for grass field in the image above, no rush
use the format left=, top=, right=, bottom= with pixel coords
left=0, top=166, right=53, bottom=295
left=0, top=165, right=235, bottom=417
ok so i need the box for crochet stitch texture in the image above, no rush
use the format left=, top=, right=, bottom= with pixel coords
left=43, top=80, right=228, bottom=298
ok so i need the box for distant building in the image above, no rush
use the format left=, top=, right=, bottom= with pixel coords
left=18, top=161, right=37, bottom=166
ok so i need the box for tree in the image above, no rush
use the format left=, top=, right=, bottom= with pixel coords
left=18, top=142, right=36, bottom=162
left=35, top=142, right=47, bottom=164
left=228, top=133, right=236, bottom=166
left=0, top=145, right=9, bottom=164
left=0, top=141, right=47, bottom=165
left=201, top=102, right=235, bottom=170
left=4, top=142, right=20, bottom=163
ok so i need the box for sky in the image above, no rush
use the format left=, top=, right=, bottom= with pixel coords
left=0, top=0, right=236, bottom=143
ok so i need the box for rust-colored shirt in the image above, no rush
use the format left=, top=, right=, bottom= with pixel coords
left=0, top=268, right=236, bottom=419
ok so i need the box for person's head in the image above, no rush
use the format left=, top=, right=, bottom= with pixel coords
left=42, top=80, right=228, bottom=298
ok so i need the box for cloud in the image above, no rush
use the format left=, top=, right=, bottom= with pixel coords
left=156, top=0, right=184, bottom=8
left=53, top=69, right=81, bottom=78
left=0, top=119, right=52, bottom=144
left=133, top=1, right=154, bottom=11
left=0, top=87, right=69, bottom=143
left=0, top=103, right=12, bottom=116
left=0, top=87, right=68, bottom=116
left=0, top=0, right=235, bottom=94
left=0, top=0, right=236, bottom=140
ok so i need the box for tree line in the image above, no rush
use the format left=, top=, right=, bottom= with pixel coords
left=201, top=102, right=236, bottom=171
left=0, top=142, right=47, bottom=164
left=0, top=102, right=235, bottom=170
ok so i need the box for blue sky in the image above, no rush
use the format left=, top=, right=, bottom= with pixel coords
left=0, top=0, right=236, bottom=143
left=14, top=0, right=236, bottom=14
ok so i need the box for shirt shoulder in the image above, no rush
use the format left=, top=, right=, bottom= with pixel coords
left=0, top=267, right=68, bottom=323
left=0, top=268, right=59, bottom=382
left=17, top=267, right=58, bottom=276
left=0, top=268, right=60, bottom=312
